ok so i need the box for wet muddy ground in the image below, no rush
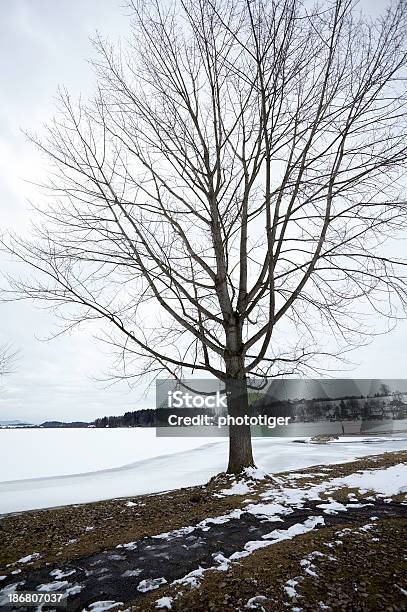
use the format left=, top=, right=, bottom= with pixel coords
left=1, top=499, right=406, bottom=611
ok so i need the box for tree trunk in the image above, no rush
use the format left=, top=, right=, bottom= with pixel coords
left=225, top=363, right=255, bottom=474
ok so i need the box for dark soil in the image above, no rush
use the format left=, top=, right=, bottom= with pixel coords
left=134, top=518, right=407, bottom=612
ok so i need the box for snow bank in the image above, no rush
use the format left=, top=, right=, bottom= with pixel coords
left=332, top=463, right=407, bottom=496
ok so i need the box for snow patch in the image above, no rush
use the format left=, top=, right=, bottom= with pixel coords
left=317, top=499, right=348, bottom=514
left=220, top=481, right=252, bottom=496
left=122, top=569, right=142, bottom=578
left=50, top=568, right=76, bottom=579
left=332, top=464, right=407, bottom=497
left=155, top=596, right=173, bottom=609
left=263, top=516, right=325, bottom=543
left=137, top=577, right=167, bottom=592
left=66, top=584, right=82, bottom=596
left=212, top=553, right=231, bottom=572
left=244, top=466, right=266, bottom=480
left=152, top=526, right=195, bottom=541
left=245, top=594, right=267, bottom=608
left=284, top=578, right=301, bottom=598
left=359, top=524, right=374, bottom=533
left=172, top=567, right=204, bottom=589
left=245, top=502, right=288, bottom=520
left=197, top=509, right=243, bottom=530
left=84, top=601, right=124, bottom=611
left=36, top=581, right=69, bottom=592
left=17, top=552, right=41, bottom=564
left=117, top=541, right=137, bottom=550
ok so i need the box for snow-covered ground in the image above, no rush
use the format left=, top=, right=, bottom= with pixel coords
left=0, top=429, right=219, bottom=481
left=0, top=429, right=406, bottom=514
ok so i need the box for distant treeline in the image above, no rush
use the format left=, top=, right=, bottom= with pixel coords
left=41, top=396, right=370, bottom=428
left=24, top=389, right=405, bottom=429
left=94, top=408, right=215, bottom=428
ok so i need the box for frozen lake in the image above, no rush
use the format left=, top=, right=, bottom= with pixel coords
left=0, top=428, right=406, bottom=514
left=0, top=428, right=217, bottom=482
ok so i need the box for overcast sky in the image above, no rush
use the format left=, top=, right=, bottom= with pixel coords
left=0, top=0, right=406, bottom=424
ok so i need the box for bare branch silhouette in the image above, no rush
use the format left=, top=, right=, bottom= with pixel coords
left=0, top=343, right=18, bottom=377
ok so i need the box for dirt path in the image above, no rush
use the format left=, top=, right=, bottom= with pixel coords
left=1, top=499, right=406, bottom=611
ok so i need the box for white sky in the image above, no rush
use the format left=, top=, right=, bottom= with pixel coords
left=0, top=0, right=406, bottom=424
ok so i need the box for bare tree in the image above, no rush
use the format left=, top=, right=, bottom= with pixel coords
left=0, top=343, right=17, bottom=378
left=3, top=0, right=407, bottom=472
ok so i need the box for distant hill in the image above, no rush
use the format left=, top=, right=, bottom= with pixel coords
left=0, top=419, right=32, bottom=427
left=0, top=419, right=91, bottom=429
left=39, top=421, right=91, bottom=428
